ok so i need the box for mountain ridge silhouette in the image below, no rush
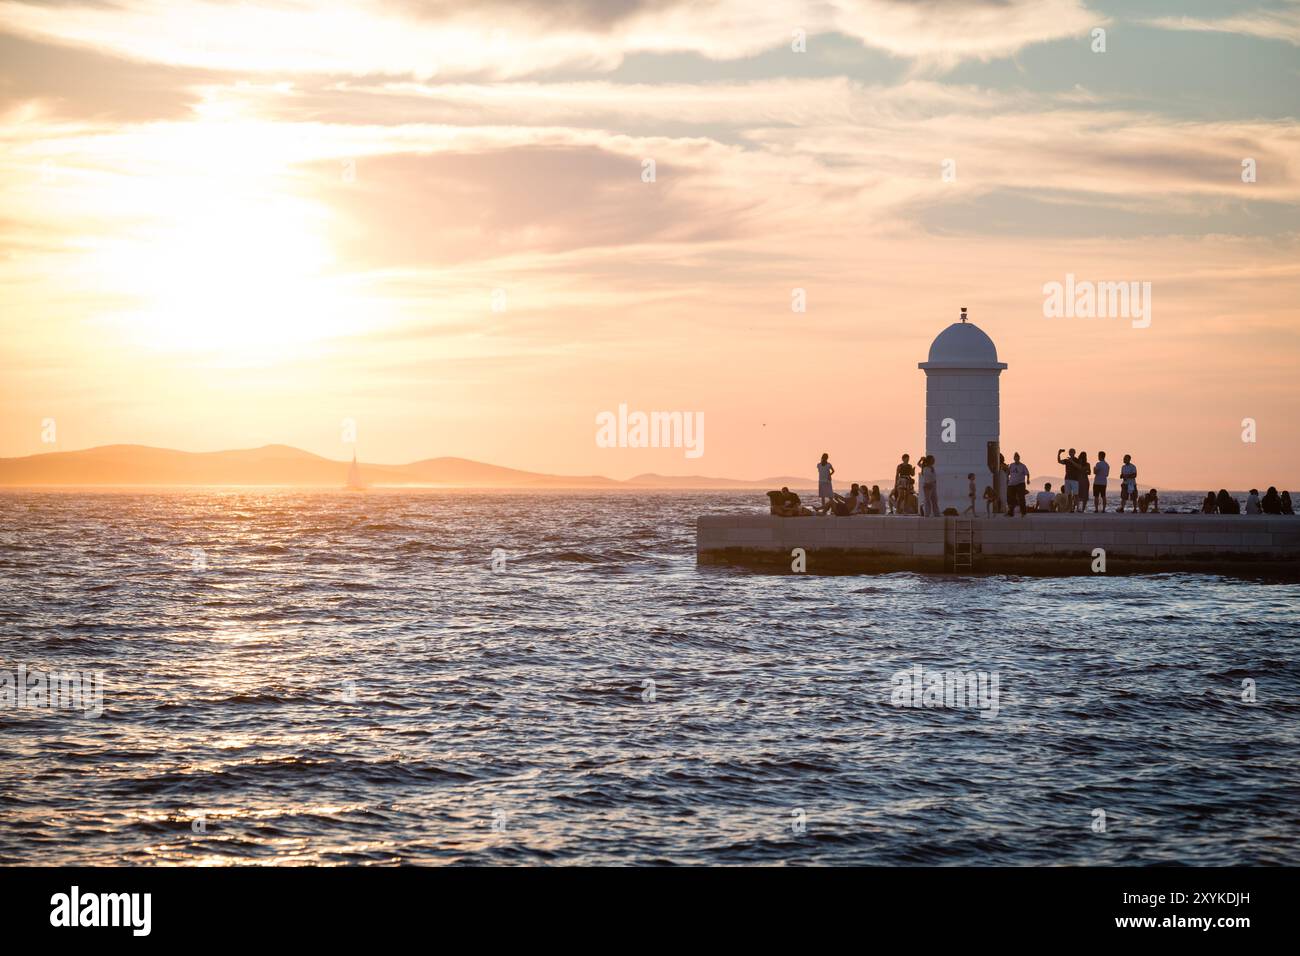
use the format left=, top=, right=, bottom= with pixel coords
left=0, top=443, right=809, bottom=489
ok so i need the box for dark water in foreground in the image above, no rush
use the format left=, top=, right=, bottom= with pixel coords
left=1, top=490, right=1297, bottom=865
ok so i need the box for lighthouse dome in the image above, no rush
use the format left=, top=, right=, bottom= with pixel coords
left=919, top=319, right=1007, bottom=370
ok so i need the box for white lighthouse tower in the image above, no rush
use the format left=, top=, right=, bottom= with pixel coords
left=918, top=308, right=1007, bottom=515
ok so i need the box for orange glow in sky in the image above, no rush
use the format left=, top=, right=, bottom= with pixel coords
left=1, top=1, right=1298, bottom=488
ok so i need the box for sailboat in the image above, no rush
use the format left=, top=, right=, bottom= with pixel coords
left=345, top=451, right=366, bottom=491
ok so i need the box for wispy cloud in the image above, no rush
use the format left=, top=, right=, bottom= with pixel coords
left=1145, top=3, right=1300, bottom=47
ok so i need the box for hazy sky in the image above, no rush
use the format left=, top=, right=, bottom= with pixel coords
left=1, top=0, right=1297, bottom=486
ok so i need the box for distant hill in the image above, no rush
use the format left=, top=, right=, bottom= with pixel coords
left=0, top=444, right=809, bottom=490
left=625, top=472, right=809, bottom=490
left=401, top=456, right=619, bottom=488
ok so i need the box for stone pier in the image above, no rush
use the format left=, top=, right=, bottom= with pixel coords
left=696, top=514, right=1300, bottom=576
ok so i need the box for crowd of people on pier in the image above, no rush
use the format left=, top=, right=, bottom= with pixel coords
left=763, top=449, right=1295, bottom=518
left=1202, top=487, right=1294, bottom=515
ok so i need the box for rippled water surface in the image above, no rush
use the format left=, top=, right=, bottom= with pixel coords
left=2, top=490, right=1298, bottom=865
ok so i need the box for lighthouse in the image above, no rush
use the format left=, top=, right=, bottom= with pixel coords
left=918, top=308, right=1007, bottom=515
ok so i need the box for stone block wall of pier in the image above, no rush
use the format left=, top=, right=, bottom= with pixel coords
left=696, top=514, right=1300, bottom=576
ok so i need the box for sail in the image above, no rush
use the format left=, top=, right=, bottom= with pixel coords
left=346, top=452, right=364, bottom=490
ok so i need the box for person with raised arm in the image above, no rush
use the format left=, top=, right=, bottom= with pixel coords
left=1056, top=448, right=1080, bottom=513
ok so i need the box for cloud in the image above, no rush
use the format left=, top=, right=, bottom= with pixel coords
left=1145, top=4, right=1300, bottom=47
left=0, top=0, right=1102, bottom=78
left=383, top=0, right=684, bottom=31
left=314, top=144, right=751, bottom=268
left=0, top=30, right=218, bottom=120
left=831, top=0, right=1099, bottom=69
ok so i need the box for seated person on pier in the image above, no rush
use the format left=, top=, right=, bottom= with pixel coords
left=767, top=487, right=811, bottom=517
left=815, top=493, right=847, bottom=516
left=891, top=484, right=918, bottom=514
left=829, top=484, right=862, bottom=516
left=1033, top=483, right=1056, bottom=512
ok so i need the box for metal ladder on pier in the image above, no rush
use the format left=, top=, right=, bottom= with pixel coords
left=952, top=517, right=975, bottom=572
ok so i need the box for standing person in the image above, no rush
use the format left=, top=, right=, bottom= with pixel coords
left=1118, top=454, right=1137, bottom=512
left=915, top=456, right=927, bottom=515
left=1056, top=448, right=1079, bottom=512
left=995, top=453, right=1009, bottom=514
left=1092, top=451, right=1110, bottom=512
left=965, top=473, right=978, bottom=515
left=921, top=455, right=939, bottom=517
left=1076, top=452, right=1092, bottom=512
left=816, top=452, right=835, bottom=509
left=894, top=454, right=915, bottom=511
left=1005, top=451, right=1029, bottom=517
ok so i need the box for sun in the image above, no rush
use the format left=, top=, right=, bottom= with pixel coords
left=96, top=188, right=355, bottom=360
left=72, top=108, right=374, bottom=363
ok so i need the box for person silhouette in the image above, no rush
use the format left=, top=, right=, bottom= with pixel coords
left=893, top=454, right=915, bottom=513
left=1006, top=451, right=1029, bottom=517
left=1092, top=451, right=1110, bottom=512
left=816, top=452, right=835, bottom=508
left=1056, top=447, right=1080, bottom=512
left=1076, top=451, right=1092, bottom=512
left=920, top=455, right=939, bottom=517
left=1118, top=454, right=1138, bottom=513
